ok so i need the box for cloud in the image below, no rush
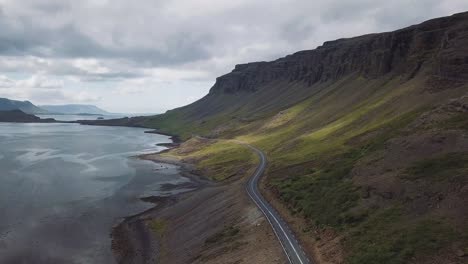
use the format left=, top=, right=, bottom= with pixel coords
left=0, top=0, right=462, bottom=69
left=0, top=74, right=100, bottom=104
left=0, top=0, right=467, bottom=111
left=0, top=74, right=63, bottom=90
left=65, top=90, right=101, bottom=103
left=0, top=56, right=143, bottom=82
left=0, top=75, right=14, bottom=88
left=16, top=74, right=63, bottom=89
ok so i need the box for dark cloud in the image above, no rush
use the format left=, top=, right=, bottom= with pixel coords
left=0, top=15, right=212, bottom=67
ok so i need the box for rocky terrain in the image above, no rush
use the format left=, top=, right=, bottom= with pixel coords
left=210, top=11, right=468, bottom=94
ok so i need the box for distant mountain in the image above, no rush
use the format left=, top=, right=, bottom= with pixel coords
left=0, top=98, right=48, bottom=114
left=39, top=104, right=110, bottom=115
left=0, top=110, right=55, bottom=123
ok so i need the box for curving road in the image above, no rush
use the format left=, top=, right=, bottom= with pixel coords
left=244, top=144, right=312, bottom=264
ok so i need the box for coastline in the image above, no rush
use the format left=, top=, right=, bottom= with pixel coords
left=0, top=119, right=288, bottom=263
left=112, top=137, right=286, bottom=264
left=0, top=122, right=187, bottom=264
left=111, top=144, right=212, bottom=264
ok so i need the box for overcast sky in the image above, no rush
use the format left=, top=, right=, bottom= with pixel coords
left=0, top=0, right=467, bottom=113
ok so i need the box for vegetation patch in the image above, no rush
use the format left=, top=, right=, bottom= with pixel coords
left=346, top=207, right=456, bottom=264
left=205, top=225, right=240, bottom=245
left=245, top=101, right=424, bottom=169
left=271, top=152, right=360, bottom=228
left=438, top=112, right=468, bottom=131
left=403, top=152, right=468, bottom=182
left=142, top=105, right=240, bottom=140
left=163, top=138, right=259, bottom=181
left=191, top=141, right=258, bottom=181
left=269, top=109, right=425, bottom=229
left=149, top=219, right=167, bottom=238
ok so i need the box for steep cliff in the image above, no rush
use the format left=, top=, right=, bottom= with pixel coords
left=139, top=11, right=468, bottom=138
left=218, top=13, right=468, bottom=94
left=210, top=11, right=468, bottom=95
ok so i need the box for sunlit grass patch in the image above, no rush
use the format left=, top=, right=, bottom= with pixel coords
left=193, top=141, right=259, bottom=181
left=163, top=138, right=259, bottom=181
left=260, top=97, right=313, bottom=130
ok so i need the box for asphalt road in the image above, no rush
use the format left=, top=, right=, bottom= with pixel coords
left=244, top=144, right=312, bottom=264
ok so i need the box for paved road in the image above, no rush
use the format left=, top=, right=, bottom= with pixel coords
left=244, top=144, right=312, bottom=264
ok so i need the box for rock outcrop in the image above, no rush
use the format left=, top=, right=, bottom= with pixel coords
left=209, top=11, right=468, bottom=95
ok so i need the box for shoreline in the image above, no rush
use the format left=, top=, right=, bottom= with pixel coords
left=111, top=143, right=213, bottom=264
left=111, top=136, right=286, bottom=264
left=1, top=121, right=287, bottom=263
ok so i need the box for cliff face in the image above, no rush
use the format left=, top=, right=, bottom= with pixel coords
left=210, top=11, right=468, bottom=95
left=115, top=11, right=468, bottom=140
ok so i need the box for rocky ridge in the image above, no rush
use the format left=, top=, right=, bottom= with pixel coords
left=209, top=11, right=468, bottom=95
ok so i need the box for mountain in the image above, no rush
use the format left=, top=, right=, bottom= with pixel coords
left=138, top=11, right=468, bottom=138
left=0, top=110, right=55, bottom=123
left=0, top=98, right=48, bottom=114
left=39, top=104, right=110, bottom=115
left=85, top=12, right=468, bottom=263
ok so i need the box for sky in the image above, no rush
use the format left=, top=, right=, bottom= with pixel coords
left=0, top=0, right=467, bottom=113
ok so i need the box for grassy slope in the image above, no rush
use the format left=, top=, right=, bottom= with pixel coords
left=162, top=137, right=259, bottom=181
left=250, top=76, right=468, bottom=263
left=147, top=70, right=468, bottom=263
left=141, top=78, right=335, bottom=140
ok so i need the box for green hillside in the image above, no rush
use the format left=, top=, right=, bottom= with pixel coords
left=108, top=12, right=468, bottom=264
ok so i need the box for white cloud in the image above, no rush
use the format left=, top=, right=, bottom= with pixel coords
left=72, top=59, right=110, bottom=75
left=0, top=74, right=63, bottom=92
left=0, top=75, right=14, bottom=88
left=65, top=90, right=101, bottom=102
left=114, top=85, right=146, bottom=95
left=15, top=74, right=64, bottom=89
left=0, top=74, right=99, bottom=104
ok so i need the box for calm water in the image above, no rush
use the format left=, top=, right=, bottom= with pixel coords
left=36, top=114, right=126, bottom=121
left=36, top=114, right=154, bottom=122
left=0, top=123, right=190, bottom=263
